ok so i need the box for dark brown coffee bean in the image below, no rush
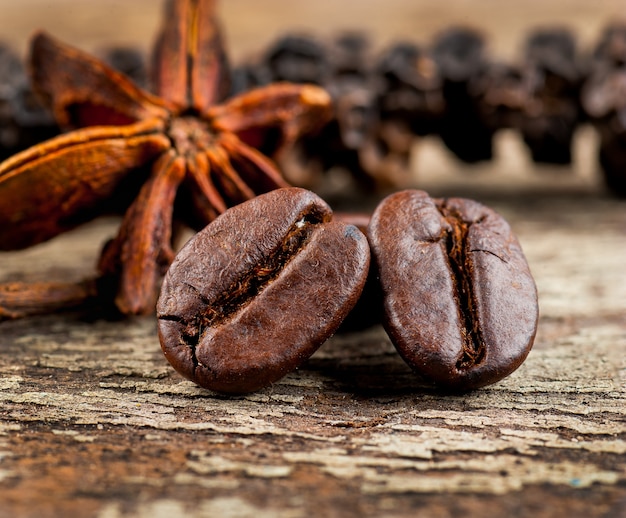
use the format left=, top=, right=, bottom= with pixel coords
left=157, top=187, right=370, bottom=393
left=368, top=189, right=538, bottom=391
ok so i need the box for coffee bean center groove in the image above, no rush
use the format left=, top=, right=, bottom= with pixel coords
left=440, top=203, right=486, bottom=370
left=177, top=208, right=327, bottom=346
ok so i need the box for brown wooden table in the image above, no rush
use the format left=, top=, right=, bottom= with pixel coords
left=1, top=1, right=625, bottom=516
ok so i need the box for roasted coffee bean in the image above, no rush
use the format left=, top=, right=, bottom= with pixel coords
left=368, top=190, right=538, bottom=391
left=518, top=28, right=583, bottom=165
left=157, top=187, right=370, bottom=393
left=432, top=27, right=495, bottom=163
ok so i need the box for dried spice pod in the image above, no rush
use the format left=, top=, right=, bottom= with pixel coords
left=473, top=61, right=526, bottom=132
left=310, top=34, right=387, bottom=191
left=191, top=21, right=626, bottom=195
left=260, top=34, right=328, bottom=85
left=233, top=22, right=626, bottom=193
left=432, top=26, right=495, bottom=163
left=0, top=280, right=99, bottom=320
left=327, top=33, right=377, bottom=151
left=0, top=43, right=151, bottom=165
left=518, top=28, right=583, bottom=165
left=581, top=23, right=626, bottom=196
left=375, top=41, right=445, bottom=137
left=354, top=41, right=443, bottom=190
left=238, top=32, right=389, bottom=192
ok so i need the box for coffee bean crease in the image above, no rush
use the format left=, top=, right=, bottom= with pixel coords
left=439, top=205, right=486, bottom=370
left=162, top=210, right=325, bottom=343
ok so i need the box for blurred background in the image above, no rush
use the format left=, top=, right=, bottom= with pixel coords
left=2, top=0, right=626, bottom=59
left=2, top=0, right=626, bottom=199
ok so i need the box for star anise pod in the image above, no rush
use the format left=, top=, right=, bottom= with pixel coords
left=0, top=0, right=332, bottom=319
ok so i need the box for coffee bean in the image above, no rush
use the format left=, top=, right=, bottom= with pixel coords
left=368, top=189, right=538, bottom=390
left=157, top=187, right=370, bottom=393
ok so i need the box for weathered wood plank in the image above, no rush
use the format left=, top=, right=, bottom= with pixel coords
left=1, top=159, right=625, bottom=517
left=1, top=1, right=626, bottom=517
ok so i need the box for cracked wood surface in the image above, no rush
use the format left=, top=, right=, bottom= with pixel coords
left=2, top=1, right=626, bottom=517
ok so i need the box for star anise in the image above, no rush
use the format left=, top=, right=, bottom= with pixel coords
left=0, top=0, right=332, bottom=319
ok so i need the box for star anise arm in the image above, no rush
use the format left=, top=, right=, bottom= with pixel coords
left=31, top=31, right=171, bottom=128
left=0, top=280, right=98, bottom=321
left=152, top=0, right=230, bottom=112
left=217, top=133, right=291, bottom=192
left=98, top=151, right=186, bottom=315
left=0, top=119, right=170, bottom=250
left=182, top=140, right=291, bottom=230
left=184, top=152, right=227, bottom=229
left=208, top=83, right=333, bottom=153
left=204, top=146, right=255, bottom=205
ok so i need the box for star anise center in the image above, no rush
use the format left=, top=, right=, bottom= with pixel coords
left=168, top=115, right=216, bottom=156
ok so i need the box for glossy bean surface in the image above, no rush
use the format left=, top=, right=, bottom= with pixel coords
left=368, top=189, right=538, bottom=390
left=157, top=187, right=370, bottom=393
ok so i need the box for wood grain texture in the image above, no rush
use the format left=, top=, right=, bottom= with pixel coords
left=1, top=1, right=626, bottom=517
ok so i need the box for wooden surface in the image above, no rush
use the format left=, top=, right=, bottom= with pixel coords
left=1, top=1, right=626, bottom=517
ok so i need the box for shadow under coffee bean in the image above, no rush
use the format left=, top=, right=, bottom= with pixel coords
left=368, top=189, right=539, bottom=391
left=157, top=187, right=370, bottom=394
